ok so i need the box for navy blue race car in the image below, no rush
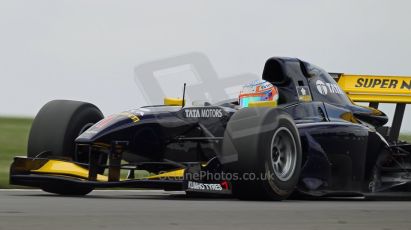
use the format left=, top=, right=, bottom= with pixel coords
left=10, top=57, right=411, bottom=200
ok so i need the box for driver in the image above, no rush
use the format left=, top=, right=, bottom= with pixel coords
left=239, top=80, right=279, bottom=107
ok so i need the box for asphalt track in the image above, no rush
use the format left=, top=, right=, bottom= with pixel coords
left=1, top=190, right=411, bottom=230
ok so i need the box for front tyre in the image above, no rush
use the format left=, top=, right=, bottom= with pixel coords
left=27, top=100, right=104, bottom=196
left=41, top=184, right=94, bottom=196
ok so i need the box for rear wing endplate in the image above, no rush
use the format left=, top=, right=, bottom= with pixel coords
left=331, top=73, right=411, bottom=142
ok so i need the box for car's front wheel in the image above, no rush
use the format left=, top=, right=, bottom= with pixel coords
left=27, top=100, right=104, bottom=196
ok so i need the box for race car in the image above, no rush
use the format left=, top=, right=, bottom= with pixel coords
left=9, top=57, right=411, bottom=200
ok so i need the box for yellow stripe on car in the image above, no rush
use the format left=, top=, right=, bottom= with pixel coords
left=145, top=169, right=185, bottom=179
left=248, top=100, right=277, bottom=108
left=32, top=160, right=108, bottom=181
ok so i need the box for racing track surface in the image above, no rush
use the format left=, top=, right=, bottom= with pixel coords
left=1, top=190, right=411, bottom=230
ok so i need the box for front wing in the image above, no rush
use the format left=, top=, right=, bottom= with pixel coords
left=9, top=157, right=231, bottom=195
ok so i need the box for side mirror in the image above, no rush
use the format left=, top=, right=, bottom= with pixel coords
left=164, top=97, right=185, bottom=106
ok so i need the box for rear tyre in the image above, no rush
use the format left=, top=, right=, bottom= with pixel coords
left=222, top=107, right=302, bottom=200
left=27, top=100, right=104, bottom=196
left=367, top=150, right=390, bottom=193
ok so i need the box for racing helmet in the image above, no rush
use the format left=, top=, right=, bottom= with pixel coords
left=239, top=80, right=279, bottom=107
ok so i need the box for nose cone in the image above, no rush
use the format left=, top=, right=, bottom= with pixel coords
left=76, top=112, right=140, bottom=143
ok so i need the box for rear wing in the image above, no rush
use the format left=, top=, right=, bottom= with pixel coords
left=331, top=73, right=411, bottom=141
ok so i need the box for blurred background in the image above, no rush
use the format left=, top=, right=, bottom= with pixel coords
left=0, top=0, right=411, bottom=187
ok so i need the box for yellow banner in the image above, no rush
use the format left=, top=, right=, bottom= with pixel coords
left=337, top=74, right=411, bottom=103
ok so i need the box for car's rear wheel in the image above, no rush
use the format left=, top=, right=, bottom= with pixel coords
left=222, top=107, right=302, bottom=200
left=27, top=100, right=104, bottom=196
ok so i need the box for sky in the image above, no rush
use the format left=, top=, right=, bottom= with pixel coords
left=0, top=0, right=411, bottom=132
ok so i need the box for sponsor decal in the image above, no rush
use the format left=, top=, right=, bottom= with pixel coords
left=94, top=112, right=139, bottom=129
left=120, top=112, right=140, bottom=123
left=296, top=86, right=312, bottom=102
left=184, top=108, right=223, bottom=118
left=316, top=80, right=343, bottom=95
left=187, top=181, right=223, bottom=191
left=355, top=78, right=411, bottom=90
left=95, top=115, right=115, bottom=128
left=337, top=75, right=411, bottom=103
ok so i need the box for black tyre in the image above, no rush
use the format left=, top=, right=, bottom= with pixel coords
left=27, top=100, right=104, bottom=195
left=367, top=150, right=390, bottom=193
left=41, top=184, right=94, bottom=196
left=221, top=107, right=302, bottom=200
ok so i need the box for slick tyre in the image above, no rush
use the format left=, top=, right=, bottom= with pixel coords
left=41, top=184, right=94, bottom=196
left=27, top=100, right=104, bottom=196
left=222, top=107, right=302, bottom=200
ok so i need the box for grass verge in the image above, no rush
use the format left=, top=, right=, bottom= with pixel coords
left=0, top=117, right=33, bottom=188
